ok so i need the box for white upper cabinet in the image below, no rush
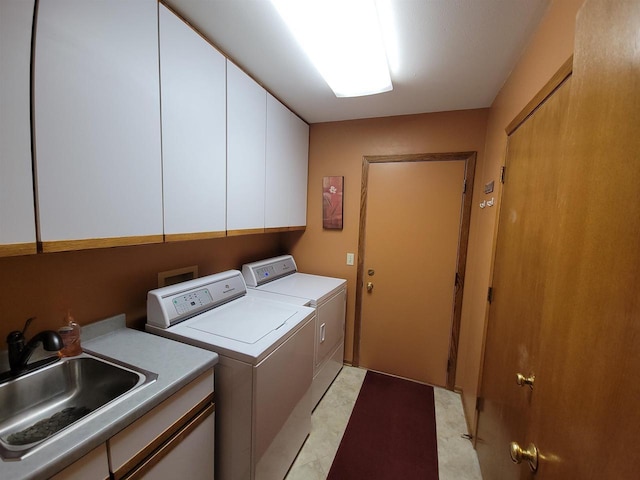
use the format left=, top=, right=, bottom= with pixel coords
left=0, top=0, right=37, bottom=256
left=33, top=0, right=163, bottom=251
left=265, top=94, right=309, bottom=229
left=159, top=5, right=226, bottom=239
left=226, top=60, right=267, bottom=234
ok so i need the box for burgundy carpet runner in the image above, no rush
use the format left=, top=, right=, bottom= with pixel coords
left=327, top=371, right=438, bottom=480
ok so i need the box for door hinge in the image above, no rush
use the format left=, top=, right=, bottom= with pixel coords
left=487, top=286, right=494, bottom=303
left=476, top=396, right=484, bottom=412
left=500, top=165, right=506, bottom=184
left=463, top=179, right=467, bottom=194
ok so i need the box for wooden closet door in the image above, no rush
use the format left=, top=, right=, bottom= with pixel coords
left=523, top=0, right=640, bottom=478
left=475, top=77, right=572, bottom=480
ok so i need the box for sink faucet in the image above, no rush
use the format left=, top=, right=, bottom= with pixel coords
left=6, top=317, right=63, bottom=375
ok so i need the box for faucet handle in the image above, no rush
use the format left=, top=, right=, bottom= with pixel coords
left=22, top=317, right=36, bottom=335
left=6, top=317, right=35, bottom=346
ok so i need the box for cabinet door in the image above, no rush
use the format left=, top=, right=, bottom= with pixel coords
left=33, top=0, right=163, bottom=252
left=50, top=444, right=109, bottom=480
left=226, top=60, right=267, bottom=235
left=265, top=94, right=309, bottom=230
left=0, top=0, right=37, bottom=257
left=159, top=5, right=226, bottom=240
left=127, top=409, right=214, bottom=480
left=109, top=369, right=214, bottom=477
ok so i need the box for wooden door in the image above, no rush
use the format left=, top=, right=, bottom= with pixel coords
left=357, top=155, right=472, bottom=388
left=475, top=77, right=572, bottom=479
left=478, top=1, right=640, bottom=478
left=522, top=0, right=640, bottom=478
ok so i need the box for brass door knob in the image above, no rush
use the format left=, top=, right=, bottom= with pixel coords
left=516, top=373, right=535, bottom=389
left=366, top=282, right=374, bottom=292
left=510, top=442, right=539, bottom=472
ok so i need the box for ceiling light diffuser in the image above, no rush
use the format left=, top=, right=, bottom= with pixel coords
left=271, top=0, right=393, bottom=98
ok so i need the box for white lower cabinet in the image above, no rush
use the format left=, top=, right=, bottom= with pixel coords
left=49, top=369, right=215, bottom=480
left=108, top=369, right=215, bottom=480
left=50, top=444, right=110, bottom=480
left=122, top=410, right=215, bottom=480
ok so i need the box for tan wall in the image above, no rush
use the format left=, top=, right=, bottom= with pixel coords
left=0, top=234, right=287, bottom=338
left=284, top=109, right=490, bottom=363
left=455, top=0, right=585, bottom=432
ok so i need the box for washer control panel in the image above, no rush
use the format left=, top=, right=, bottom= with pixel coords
left=147, top=270, right=246, bottom=328
left=173, top=289, right=214, bottom=316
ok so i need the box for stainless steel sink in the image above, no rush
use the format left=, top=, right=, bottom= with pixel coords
left=0, top=352, right=157, bottom=460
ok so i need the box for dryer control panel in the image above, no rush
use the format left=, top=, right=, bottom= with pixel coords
left=242, top=255, right=297, bottom=287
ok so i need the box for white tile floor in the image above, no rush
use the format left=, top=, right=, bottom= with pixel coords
left=285, top=366, right=483, bottom=480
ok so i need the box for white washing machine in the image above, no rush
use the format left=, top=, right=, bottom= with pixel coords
left=146, top=270, right=315, bottom=480
left=242, top=255, right=346, bottom=409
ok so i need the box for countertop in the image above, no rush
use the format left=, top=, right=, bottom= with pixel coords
left=0, top=314, right=218, bottom=480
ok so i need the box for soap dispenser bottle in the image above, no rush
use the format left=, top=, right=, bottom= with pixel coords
left=58, top=310, right=82, bottom=357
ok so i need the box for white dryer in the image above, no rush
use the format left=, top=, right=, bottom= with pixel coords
left=146, top=270, right=315, bottom=480
left=242, top=255, right=346, bottom=408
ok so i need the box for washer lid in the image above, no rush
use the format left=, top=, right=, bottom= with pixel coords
left=187, top=297, right=296, bottom=344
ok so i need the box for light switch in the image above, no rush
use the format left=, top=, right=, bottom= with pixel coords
left=346, top=253, right=355, bottom=265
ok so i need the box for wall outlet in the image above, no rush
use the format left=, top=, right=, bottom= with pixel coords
left=346, top=253, right=355, bottom=266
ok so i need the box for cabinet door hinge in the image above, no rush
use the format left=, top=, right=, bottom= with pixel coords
left=500, top=165, right=506, bottom=184
left=487, top=286, right=494, bottom=303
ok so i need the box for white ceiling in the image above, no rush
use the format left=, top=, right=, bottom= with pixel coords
left=163, top=0, right=550, bottom=124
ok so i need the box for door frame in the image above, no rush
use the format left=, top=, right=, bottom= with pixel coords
left=352, top=152, right=476, bottom=390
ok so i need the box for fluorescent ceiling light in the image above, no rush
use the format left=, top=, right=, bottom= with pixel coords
left=271, top=0, right=393, bottom=98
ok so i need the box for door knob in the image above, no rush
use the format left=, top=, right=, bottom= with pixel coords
left=366, top=282, right=374, bottom=292
left=516, top=373, right=535, bottom=389
left=509, top=442, right=539, bottom=472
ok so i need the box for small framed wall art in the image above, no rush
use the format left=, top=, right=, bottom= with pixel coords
left=322, top=176, right=344, bottom=230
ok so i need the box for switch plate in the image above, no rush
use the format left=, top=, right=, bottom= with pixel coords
left=346, top=253, right=355, bottom=266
